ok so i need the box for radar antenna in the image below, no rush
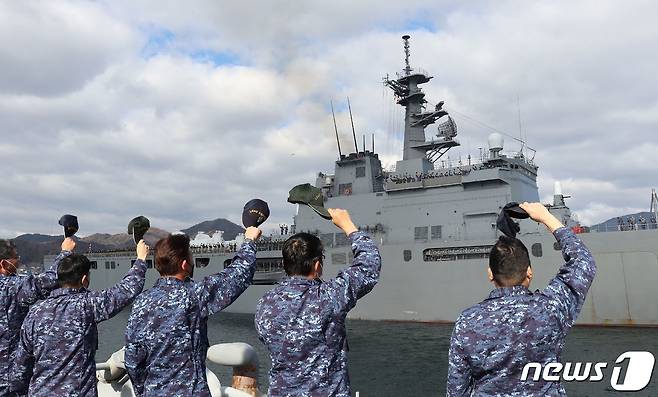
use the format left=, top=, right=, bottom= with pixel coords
left=347, top=97, right=359, bottom=153
left=330, top=100, right=343, bottom=159
left=402, top=34, right=412, bottom=76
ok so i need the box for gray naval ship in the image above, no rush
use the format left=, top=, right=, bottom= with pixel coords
left=47, top=35, right=658, bottom=326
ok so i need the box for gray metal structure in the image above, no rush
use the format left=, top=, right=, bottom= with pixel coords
left=47, top=36, right=658, bottom=326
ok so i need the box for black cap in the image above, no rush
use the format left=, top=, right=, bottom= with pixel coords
left=242, top=199, right=270, bottom=228
left=496, top=202, right=529, bottom=238
left=128, top=216, right=150, bottom=243
left=287, top=183, right=331, bottom=220
left=58, top=214, right=79, bottom=237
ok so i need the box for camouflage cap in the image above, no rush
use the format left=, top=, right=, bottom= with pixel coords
left=58, top=214, right=79, bottom=237
left=128, top=216, right=150, bottom=243
left=287, top=183, right=332, bottom=220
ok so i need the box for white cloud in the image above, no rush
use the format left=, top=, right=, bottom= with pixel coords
left=2, top=0, right=658, bottom=238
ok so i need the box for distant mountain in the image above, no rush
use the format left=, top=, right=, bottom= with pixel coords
left=591, top=211, right=656, bottom=232
left=182, top=218, right=244, bottom=241
left=11, top=219, right=242, bottom=266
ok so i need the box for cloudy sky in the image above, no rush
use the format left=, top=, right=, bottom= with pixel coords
left=1, top=0, right=657, bottom=238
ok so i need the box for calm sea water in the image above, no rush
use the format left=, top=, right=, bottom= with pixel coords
left=98, top=311, right=658, bottom=396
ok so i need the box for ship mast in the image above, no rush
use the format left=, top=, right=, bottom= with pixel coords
left=384, top=35, right=459, bottom=167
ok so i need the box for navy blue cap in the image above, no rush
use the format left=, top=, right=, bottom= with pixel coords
left=242, top=199, right=270, bottom=228
left=58, top=214, right=79, bottom=237
left=496, top=202, right=529, bottom=238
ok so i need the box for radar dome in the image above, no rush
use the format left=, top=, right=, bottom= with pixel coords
left=488, top=133, right=504, bottom=151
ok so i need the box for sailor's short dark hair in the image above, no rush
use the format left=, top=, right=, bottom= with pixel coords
left=154, top=234, right=191, bottom=276
left=489, top=236, right=530, bottom=286
left=282, top=233, right=323, bottom=276
left=57, top=254, right=92, bottom=287
left=0, top=239, right=17, bottom=260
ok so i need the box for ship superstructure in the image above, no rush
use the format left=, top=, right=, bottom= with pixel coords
left=46, top=36, right=658, bottom=326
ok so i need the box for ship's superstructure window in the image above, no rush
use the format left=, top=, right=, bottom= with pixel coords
left=331, top=253, right=347, bottom=265
left=403, top=250, right=412, bottom=262
left=335, top=233, right=349, bottom=247
left=132, top=259, right=153, bottom=268
left=90, top=261, right=97, bottom=270
left=255, top=259, right=283, bottom=273
left=431, top=225, right=442, bottom=240
left=531, top=243, right=543, bottom=257
left=414, top=226, right=429, bottom=242
left=195, top=257, right=210, bottom=268
left=356, top=166, right=366, bottom=178
left=339, top=183, right=352, bottom=196
left=320, top=233, right=334, bottom=248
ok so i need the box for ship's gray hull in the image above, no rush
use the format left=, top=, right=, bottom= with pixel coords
left=68, top=228, right=658, bottom=326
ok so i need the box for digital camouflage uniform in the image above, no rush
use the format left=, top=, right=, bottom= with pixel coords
left=447, top=227, right=596, bottom=396
left=9, top=258, right=147, bottom=397
left=124, top=241, right=257, bottom=397
left=0, top=250, right=70, bottom=396
left=255, top=231, right=382, bottom=397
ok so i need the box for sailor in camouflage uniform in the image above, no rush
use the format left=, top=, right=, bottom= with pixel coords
left=9, top=240, right=149, bottom=397
left=124, top=227, right=261, bottom=397
left=447, top=202, right=596, bottom=396
left=255, top=209, right=382, bottom=397
left=0, top=237, right=74, bottom=397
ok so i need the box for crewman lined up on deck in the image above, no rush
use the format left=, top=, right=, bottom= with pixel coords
left=124, top=227, right=261, bottom=397
left=255, top=209, right=382, bottom=397
left=0, top=237, right=73, bottom=396
left=9, top=241, right=149, bottom=397
left=447, top=202, right=597, bottom=396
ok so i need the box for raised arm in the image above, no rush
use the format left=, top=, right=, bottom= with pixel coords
left=520, top=202, right=596, bottom=327
left=324, top=209, right=382, bottom=316
left=543, top=227, right=596, bottom=327
left=16, top=238, right=75, bottom=306
left=89, top=240, right=149, bottom=322
left=195, top=227, right=260, bottom=317
left=446, top=317, right=474, bottom=396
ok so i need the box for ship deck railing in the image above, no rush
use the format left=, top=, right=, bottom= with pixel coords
left=588, top=223, right=658, bottom=233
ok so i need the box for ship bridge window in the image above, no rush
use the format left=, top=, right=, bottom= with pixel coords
left=90, top=261, right=97, bottom=270
left=531, top=243, right=543, bottom=257
left=356, top=166, right=366, bottom=178
left=431, top=225, right=442, bottom=240
left=195, top=257, right=210, bottom=268
left=414, top=226, right=429, bottom=242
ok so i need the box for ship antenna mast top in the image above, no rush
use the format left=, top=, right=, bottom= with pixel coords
left=402, top=35, right=412, bottom=75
